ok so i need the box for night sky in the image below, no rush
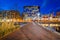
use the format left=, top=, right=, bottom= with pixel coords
left=0, top=0, right=60, bottom=15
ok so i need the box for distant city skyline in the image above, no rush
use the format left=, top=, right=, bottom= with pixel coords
left=0, top=0, right=60, bottom=15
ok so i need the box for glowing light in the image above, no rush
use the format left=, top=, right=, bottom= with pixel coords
left=7, top=19, right=10, bottom=22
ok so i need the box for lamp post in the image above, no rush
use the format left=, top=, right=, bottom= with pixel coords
left=37, top=12, right=40, bottom=23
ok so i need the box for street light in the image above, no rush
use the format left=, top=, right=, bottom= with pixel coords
left=37, top=13, right=40, bottom=16
left=37, top=12, right=40, bottom=22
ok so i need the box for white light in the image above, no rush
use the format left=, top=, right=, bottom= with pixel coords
left=7, top=19, right=10, bottom=22
left=2, top=20, right=4, bottom=22
left=10, top=19, right=12, bottom=21
left=33, top=17, right=36, bottom=20
left=37, top=12, right=40, bottom=16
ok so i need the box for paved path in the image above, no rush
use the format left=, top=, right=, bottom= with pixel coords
left=1, top=22, right=60, bottom=40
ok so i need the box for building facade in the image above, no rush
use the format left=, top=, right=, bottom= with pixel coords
left=23, top=6, right=40, bottom=20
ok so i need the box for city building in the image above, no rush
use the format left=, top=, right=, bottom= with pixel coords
left=0, top=10, right=22, bottom=22
left=56, top=12, right=60, bottom=21
left=41, top=15, right=49, bottom=21
left=0, top=10, right=20, bottom=19
left=56, top=12, right=60, bottom=17
left=23, top=6, right=40, bottom=20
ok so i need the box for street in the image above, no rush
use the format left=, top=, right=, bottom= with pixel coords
left=1, top=22, right=60, bottom=40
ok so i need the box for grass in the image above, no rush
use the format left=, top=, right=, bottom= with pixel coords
left=0, top=21, right=20, bottom=38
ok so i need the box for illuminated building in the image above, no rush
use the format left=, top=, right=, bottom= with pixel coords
left=0, top=12, right=2, bottom=19
left=0, top=10, right=22, bottom=22
left=56, top=12, right=60, bottom=21
left=24, top=6, right=40, bottom=16
left=41, top=15, right=49, bottom=21
left=56, top=12, right=60, bottom=17
left=0, top=12, right=2, bottom=22
left=0, top=10, right=20, bottom=19
left=23, top=6, right=40, bottom=20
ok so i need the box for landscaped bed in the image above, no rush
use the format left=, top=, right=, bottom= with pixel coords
left=0, top=22, right=20, bottom=38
